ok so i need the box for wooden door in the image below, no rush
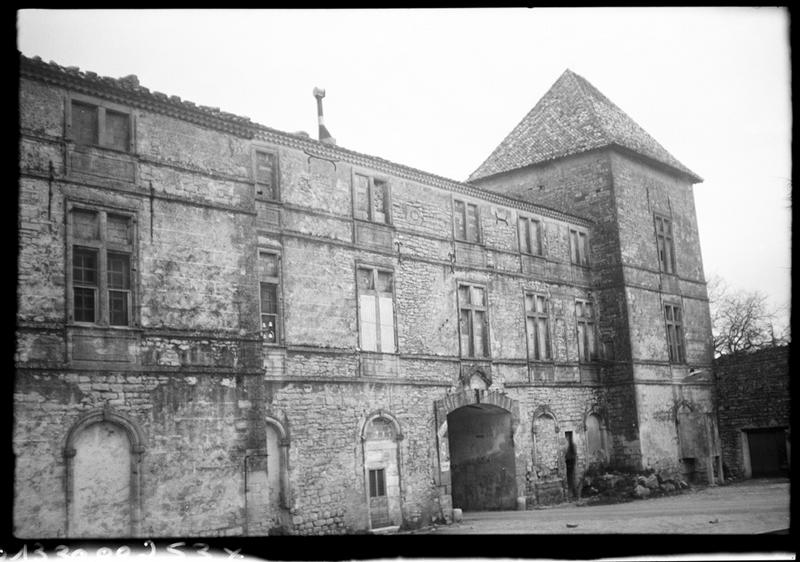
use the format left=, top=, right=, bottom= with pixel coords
left=748, top=429, right=788, bottom=477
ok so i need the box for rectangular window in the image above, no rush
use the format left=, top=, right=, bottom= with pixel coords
left=458, top=284, right=489, bottom=358
left=253, top=148, right=278, bottom=200
left=354, top=174, right=390, bottom=224
left=369, top=468, right=386, bottom=497
left=68, top=207, right=135, bottom=326
left=454, top=199, right=480, bottom=243
left=664, top=304, right=685, bottom=363
left=258, top=251, right=281, bottom=344
left=73, top=247, right=98, bottom=323
left=357, top=267, right=395, bottom=353
left=107, top=252, right=131, bottom=326
left=519, top=216, right=542, bottom=255
left=69, top=99, right=132, bottom=152
left=575, top=299, right=598, bottom=362
left=570, top=229, right=589, bottom=266
left=525, top=293, right=550, bottom=360
left=655, top=215, right=676, bottom=274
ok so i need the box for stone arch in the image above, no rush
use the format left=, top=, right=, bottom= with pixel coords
left=531, top=405, right=559, bottom=435
left=435, top=389, right=520, bottom=432
left=673, top=399, right=695, bottom=419
left=458, top=366, right=492, bottom=390
left=264, top=414, right=289, bottom=442
left=265, top=414, right=291, bottom=509
left=360, top=410, right=403, bottom=442
left=63, top=406, right=145, bottom=537
left=360, top=410, right=403, bottom=530
left=432, top=389, right=522, bottom=517
left=244, top=413, right=291, bottom=535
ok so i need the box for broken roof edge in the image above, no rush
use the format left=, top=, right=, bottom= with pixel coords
left=18, top=52, right=595, bottom=228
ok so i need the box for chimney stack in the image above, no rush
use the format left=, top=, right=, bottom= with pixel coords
left=313, top=87, right=336, bottom=145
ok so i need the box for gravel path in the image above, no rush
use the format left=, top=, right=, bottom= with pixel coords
left=409, top=478, right=790, bottom=534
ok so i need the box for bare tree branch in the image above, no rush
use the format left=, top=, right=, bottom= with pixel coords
left=708, top=274, right=790, bottom=356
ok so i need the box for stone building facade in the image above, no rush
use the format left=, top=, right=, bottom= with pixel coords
left=715, top=346, right=790, bottom=479
left=15, top=54, right=719, bottom=537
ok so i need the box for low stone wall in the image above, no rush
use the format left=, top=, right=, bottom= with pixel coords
left=714, top=346, right=790, bottom=478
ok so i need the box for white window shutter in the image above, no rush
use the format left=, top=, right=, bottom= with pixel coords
left=379, top=296, right=395, bottom=352
left=360, top=294, right=377, bottom=351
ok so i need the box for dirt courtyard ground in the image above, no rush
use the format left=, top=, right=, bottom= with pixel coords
left=409, top=477, right=790, bottom=534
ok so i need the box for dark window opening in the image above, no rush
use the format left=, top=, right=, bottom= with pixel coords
left=258, top=252, right=281, bottom=344
left=655, top=215, right=676, bottom=274
left=369, top=468, right=386, bottom=497
left=69, top=208, right=135, bottom=327
left=70, top=100, right=132, bottom=152
left=570, top=229, right=589, bottom=266
left=576, top=299, right=598, bottom=362
left=665, top=303, right=685, bottom=363
left=459, top=284, right=489, bottom=358
left=454, top=200, right=480, bottom=243
left=526, top=293, right=550, bottom=360
left=354, top=174, right=390, bottom=224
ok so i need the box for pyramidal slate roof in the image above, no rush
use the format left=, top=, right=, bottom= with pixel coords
left=468, top=69, right=702, bottom=183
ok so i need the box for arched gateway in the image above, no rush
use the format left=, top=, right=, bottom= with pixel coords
left=434, top=389, right=520, bottom=512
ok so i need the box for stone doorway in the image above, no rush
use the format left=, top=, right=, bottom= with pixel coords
left=447, top=403, right=517, bottom=511
left=746, top=428, right=789, bottom=477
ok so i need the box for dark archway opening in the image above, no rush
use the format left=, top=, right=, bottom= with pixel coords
left=447, top=403, right=517, bottom=511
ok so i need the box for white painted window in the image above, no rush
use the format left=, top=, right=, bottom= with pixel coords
left=357, top=267, right=396, bottom=353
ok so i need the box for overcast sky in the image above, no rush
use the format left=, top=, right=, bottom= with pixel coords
left=17, top=8, right=791, bottom=330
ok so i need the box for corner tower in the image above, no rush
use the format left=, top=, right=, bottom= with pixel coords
left=469, top=70, right=719, bottom=481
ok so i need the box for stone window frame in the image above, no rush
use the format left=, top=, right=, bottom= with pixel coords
left=664, top=302, right=686, bottom=363
left=654, top=212, right=676, bottom=275
left=518, top=214, right=543, bottom=256
left=352, top=169, right=392, bottom=225
left=66, top=92, right=136, bottom=154
left=452, top=197, right=482, bottom=244
left=524, top=292, right=551, bottom=361
left=355, top=264, right=398, bottom=354
left=569, top=227, right=590, bottom=267
left=257, top=249, right=284, bottom=346
left=65, top=200, right=139, bottom=328
left=63, top=406, right=146, bottom=537
left=457, top=282, right=491, bottom=359
left=359, top=410, right=404, bottom=530
left=574, top=298, right=599, bottom=362
left=251, top=144, right=280, bottom=202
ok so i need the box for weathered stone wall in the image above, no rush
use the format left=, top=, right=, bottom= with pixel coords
left=714, top=346, right=790, bottom=478
left=609, top=151, right=716, bottom=473
left=17, top=59, right=716, bottom=538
